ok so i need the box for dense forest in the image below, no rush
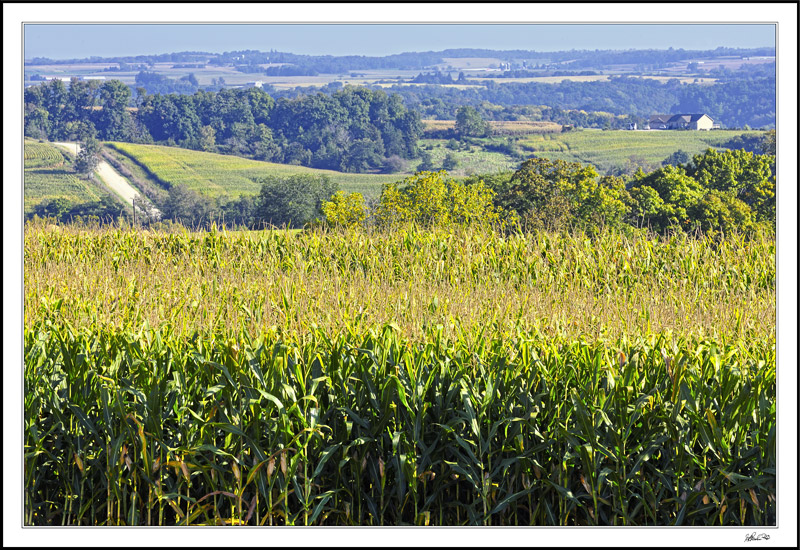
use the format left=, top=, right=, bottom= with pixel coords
left=123, top=70, right=774, bottom=130
left=26, top=44, right=775, bottom=131
left=24, top=80, right=423, bottom=173
left=382, top=76, right=775, bottom=129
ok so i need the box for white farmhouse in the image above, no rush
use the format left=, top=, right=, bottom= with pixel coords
left=647, top=113, right=715, bottom=131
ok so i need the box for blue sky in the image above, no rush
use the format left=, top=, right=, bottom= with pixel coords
left=24, top=24, right=775, bottom=59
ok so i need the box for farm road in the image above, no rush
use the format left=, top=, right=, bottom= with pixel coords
left=53, top=142, right=161, bottom=217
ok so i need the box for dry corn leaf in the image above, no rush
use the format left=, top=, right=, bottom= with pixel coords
left=580, top=474, right=592, bottom=495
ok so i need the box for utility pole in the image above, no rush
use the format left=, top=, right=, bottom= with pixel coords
left=133, top=197, right=136, bottom=226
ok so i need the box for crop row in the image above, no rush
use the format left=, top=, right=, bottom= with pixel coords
left=516, top=129, right=763, bottom=172
left=23, top=224, right=775, bottom=341
left=24, top=321, right=775, bottom=526
left=24, top=141, right=67, bottom=169
left=23, top=171, right=104, bottom=213
left=105, top=142, right=392, bottom=199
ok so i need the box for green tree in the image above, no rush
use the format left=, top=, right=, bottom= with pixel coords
left=95, top=80, right=132, bottom=141
left=42, top=79, right=69, bottom=139
left=632, top=164, right=704, bottom=228
left=24, top=106, right=51, bottom=140
left=74, top=136, right=101, bottom=178
left=32, top=197, right=72, bottom=221
left=760, top=129, right=776, bottom=155
left=199, top=125, right=217, bottom=153
left=217, top=194, right=257, bottom=228
left=253, top=174, right=337, bottom=229
left=417, top=150, right=435, bottom=172
left=455, top=105, right=489, bottom=137
left=252, top=124, right=279, bottom=161
left=689, top=190, right=755, bottom=234
left=501, top=158, right=600, bottom=230
left=160, top=184, right=215, bottom=226
left=662, top=149, right=691, bottom=167
left=629, top=185, right=669, bottom=231
left=442, top=152, right=459, bottom=171
left=685, top=148, right=775, bottom=224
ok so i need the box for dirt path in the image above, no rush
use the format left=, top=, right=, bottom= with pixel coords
left=53, top=142, right=160, bottom=217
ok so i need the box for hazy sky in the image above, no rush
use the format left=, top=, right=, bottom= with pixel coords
left=24, top=24, right=776, bottom=59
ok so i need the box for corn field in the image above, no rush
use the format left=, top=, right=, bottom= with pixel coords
left=23, top=221, right=776, bottom=526
left=24, top=141, right=67, bottom=169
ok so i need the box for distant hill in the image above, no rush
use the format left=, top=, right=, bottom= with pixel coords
left=105, top=142, right=395, bottom=200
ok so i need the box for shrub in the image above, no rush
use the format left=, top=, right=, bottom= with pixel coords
left=253, top=174, right=337, bottom=229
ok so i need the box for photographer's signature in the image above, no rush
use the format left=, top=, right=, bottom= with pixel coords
left=744, top=532, right=770, bottom=542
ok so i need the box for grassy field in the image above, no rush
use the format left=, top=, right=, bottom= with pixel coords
left=23, top=223, right=776, bottom=526
left=419, top=139, right=518, bottom=175
left=518, top=129, right=765, bottom=173
left=417, top=128, right=763, bottom=176
left=23, top=140, right=108, bottom=212
left=106, top=142, right=397, bottom=200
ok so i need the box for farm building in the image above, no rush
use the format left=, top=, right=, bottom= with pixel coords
left=647, top=113, right=715, bottom=130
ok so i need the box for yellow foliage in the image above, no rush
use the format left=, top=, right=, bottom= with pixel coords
left=375, top=170, right=501, bottom=227
left=322, top=191, right=367, bottom=228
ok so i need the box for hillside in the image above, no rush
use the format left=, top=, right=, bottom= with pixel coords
left=518, top=129, right=765, bottom=173
left=106, top=142, right=397, bottom=200
left=418, top=128, right=765, bottom=176
left=24, top=140, right=110, bottom=212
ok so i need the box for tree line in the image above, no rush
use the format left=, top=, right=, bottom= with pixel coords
left=158, top=146, right=777, bottom=236
left=24, top=79, right=423, bottom=173
left=27, top=45, right=773, bottom=74
left=325, top=147, right=774, bottom=236
left=33, top=145, right=772, bottom=239
left=383, top=76, right=775, bottom=129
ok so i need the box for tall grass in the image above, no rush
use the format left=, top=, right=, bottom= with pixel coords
left=23, top=222, right=776, bottom=525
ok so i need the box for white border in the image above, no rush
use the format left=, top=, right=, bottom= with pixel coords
left=4, top=3, right=797, bottom=548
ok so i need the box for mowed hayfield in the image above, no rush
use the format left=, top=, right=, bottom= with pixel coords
left=517, top=129, right=765, bottom=172
left=24, top=140, right=107, bottom=212
left=105, top=142, right=397, bottom=200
